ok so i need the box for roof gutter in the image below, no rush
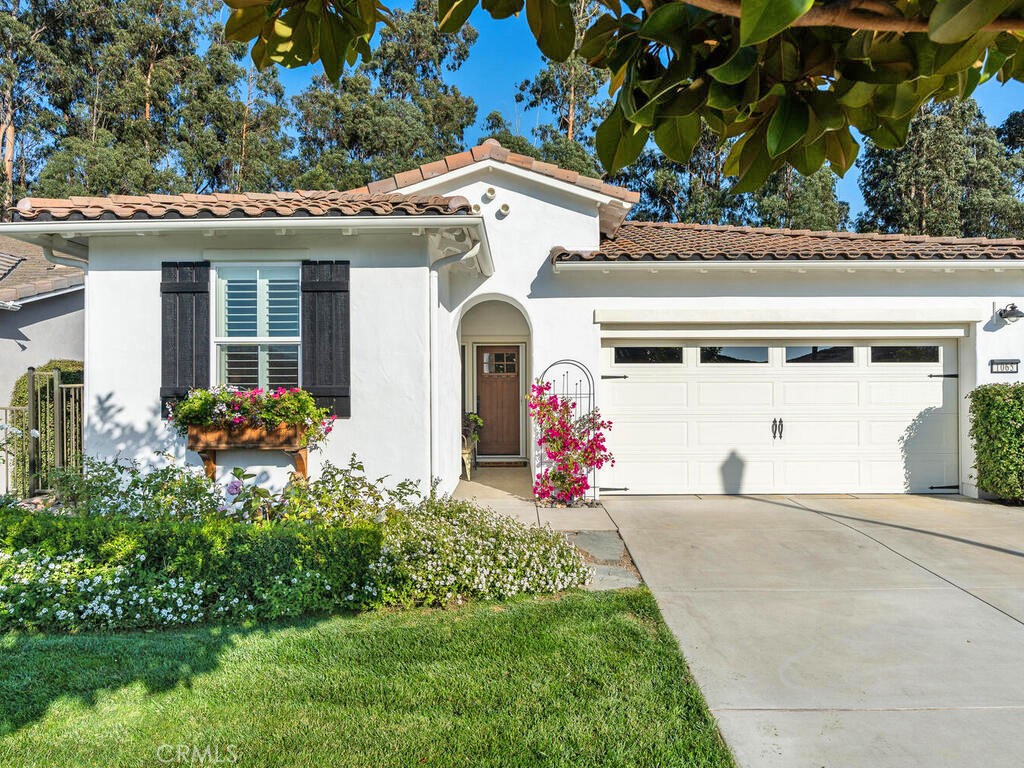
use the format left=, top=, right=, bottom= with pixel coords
left=1, top=215, right=487, bottom=240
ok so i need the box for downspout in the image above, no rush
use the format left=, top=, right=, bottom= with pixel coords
left=428, top=242, right=481, bottom=482
left=0, top=300, right=20, bottom=312
left=43, top=247, right=88, bottom=269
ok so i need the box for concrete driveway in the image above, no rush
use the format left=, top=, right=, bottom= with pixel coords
left=604, top=494, right=1024, bottom=768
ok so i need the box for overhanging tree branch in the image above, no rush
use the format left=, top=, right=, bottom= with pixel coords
left=680, top=0, right=1024, bottom=33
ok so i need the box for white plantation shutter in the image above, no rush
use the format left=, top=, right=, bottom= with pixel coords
left=215, top=266, right=301, bottom=389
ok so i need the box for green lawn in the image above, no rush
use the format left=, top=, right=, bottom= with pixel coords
left=0, top=588, right=733, bottom=768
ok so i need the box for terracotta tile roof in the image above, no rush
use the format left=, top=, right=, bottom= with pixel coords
left=347, top=139, right=641, bottom=205
left=551, top=221, right=1024, bottom=264
left=0, top=235, right=83, bottom=303
left=10, top=190, right=471, bottom=222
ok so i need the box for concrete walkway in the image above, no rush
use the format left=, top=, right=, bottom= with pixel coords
left=454, top=467, right=617, bottom=530
left=605, top=494, right=1024, bottom=768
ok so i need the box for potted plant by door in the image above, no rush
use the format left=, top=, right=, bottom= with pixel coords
left=461, top=412, right=484, bottom=480
left=167, top=386, right=336, bottom=479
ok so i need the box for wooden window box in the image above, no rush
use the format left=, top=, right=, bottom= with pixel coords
left=186, top=424, right=308, bottom=480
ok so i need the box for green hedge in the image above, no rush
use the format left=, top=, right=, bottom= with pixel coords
left=968, top=384, right=1024, bottom=501
left=9, top=359, right=84, bottom=406
left=0, top=507, right=384, bottom=631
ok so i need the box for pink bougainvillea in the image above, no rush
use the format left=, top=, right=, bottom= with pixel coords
left=526, top=380, right=614, bottom=506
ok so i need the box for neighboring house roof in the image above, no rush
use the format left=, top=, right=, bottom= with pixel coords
left=551, top=221, right=1024, bottom=264
left=10, top=190, right=471, bottom=222
left=347, top=139, right=641, bottom=206
left=0, top=235, right=83, bottom=303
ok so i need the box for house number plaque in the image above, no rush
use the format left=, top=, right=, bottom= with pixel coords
left=989, top=359, right=1020, bottom=374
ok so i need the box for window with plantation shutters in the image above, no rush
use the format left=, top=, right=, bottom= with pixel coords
left=214, top=265, right=301, bottom=390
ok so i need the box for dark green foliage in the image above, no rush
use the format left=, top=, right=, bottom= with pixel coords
left=857, top=100, right=1024, bottom=237
left=998, top=110, right=1024, bottom=151
left=611, top=126, right=848, bottom=230
left=610, top=129, right=753, bottom=224
left=968, top=384, right=1024, bottom=501
left=9, top=359, right=82, bottom=406
left=754, top=166, right=850, bottom=231
left=0, top=505, right=384, bottom=628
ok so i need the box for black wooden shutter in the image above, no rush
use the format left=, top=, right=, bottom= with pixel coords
left=301, top=260, right=351, bottom=417
left=160, top=262, right=210, bottom=414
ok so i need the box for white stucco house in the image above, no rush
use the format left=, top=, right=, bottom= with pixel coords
left=3, top=139, right=1024, bottom=498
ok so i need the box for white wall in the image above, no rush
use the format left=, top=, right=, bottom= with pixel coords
left=84, top=230, right=432, bottom=492
left=0, top=290, right=84, bottom=402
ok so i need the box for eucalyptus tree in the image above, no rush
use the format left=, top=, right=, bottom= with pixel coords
left=480, top=111, right=601, bottom=176
left=0, top=0, right=67, bottom=216
left=291, top=0, right=478, bottom=189
left=857, top=99, right=1024, bottom=237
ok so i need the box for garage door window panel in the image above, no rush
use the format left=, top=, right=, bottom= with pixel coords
left=871, top=345, right=940, bottom=363
left=786, top=345, right=854, bottom=364
left=700, top=346, right=769, bottom=364
left=614, top=346, right=683, bottom=364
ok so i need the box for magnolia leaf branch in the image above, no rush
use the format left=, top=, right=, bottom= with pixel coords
left=674, top=0, right=1024, bottom=33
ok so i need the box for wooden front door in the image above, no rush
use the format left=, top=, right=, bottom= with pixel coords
left=476, top=345, right=521, bottom=456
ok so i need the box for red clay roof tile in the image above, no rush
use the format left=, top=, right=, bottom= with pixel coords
left=10, top=190, right=471, bottom=222
left=550, top=221, right=1024, bottom=264
left=348, top=141, right=639, bottom=206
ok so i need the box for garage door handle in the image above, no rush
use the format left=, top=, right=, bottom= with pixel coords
left=778, top=418, right=783, bottom=439
left=771, top=418, right=778, bottom=439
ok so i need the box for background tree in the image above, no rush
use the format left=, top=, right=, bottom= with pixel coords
left=32, top=0, right=217, bottom=197
left=175, top=34, right=294, bottom=194
left=856, top=100, right=1024, bottom=237
left=0, top=1, right=66, bottom=216
left=753, top=167, right=849, bottom=230
left=292, top=0, right=477, bottom=189
left=479, top=112, right=601, bottom=177
left=515, top=0, right=605, bottom=143
left=610, top=129, right=750, bottom=224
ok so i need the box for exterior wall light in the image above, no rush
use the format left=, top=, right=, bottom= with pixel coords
left=998, top=303, right=1024, bottom=321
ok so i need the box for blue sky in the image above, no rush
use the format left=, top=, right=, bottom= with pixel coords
left=272, top=9, right=1024, bottom=218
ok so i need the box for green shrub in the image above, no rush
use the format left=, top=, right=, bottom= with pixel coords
left=8, top=359, right=84, bottom=406
left=2, top=457, right=591, bottom=631
left=969, top=384, right=1024, bottom=501
left=0, top=507, right=384, bottom=631
left=51, top=457, right=223, bottom=521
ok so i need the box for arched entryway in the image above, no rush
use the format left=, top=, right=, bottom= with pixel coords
left=458, top=298, right=531, bottom=462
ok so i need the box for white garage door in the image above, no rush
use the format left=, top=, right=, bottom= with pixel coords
left=600, top=340, right=959, bottom=495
